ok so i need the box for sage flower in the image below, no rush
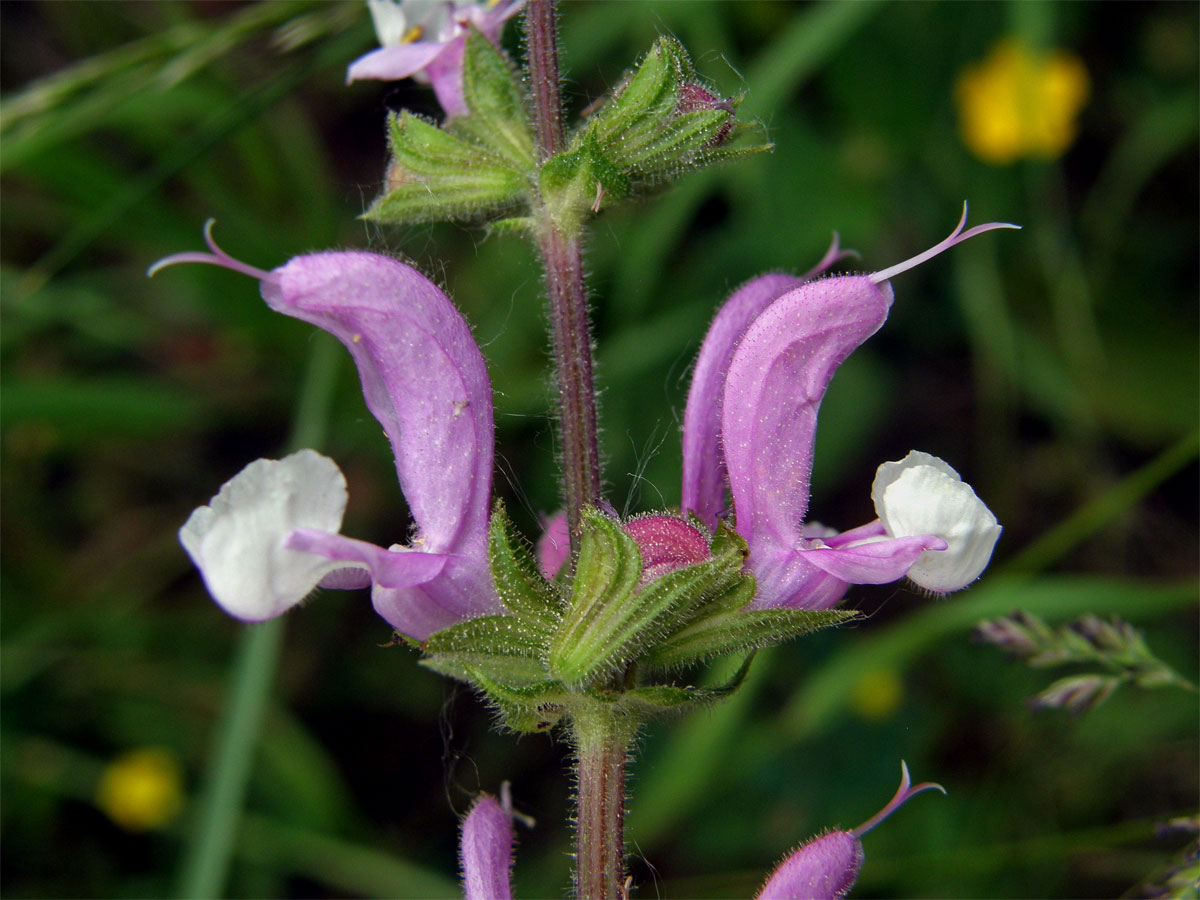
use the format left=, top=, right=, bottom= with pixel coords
left=346, top=0, right=525, bottom=117
left=683, top=206, right=1012, bottom=609
left=154, top=223, right=501, bottom=640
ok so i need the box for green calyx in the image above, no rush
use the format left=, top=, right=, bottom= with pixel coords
left=365, top=30, right=535, bottom=226
left=363, top=32, right=767, bottom=234
left=548, top=508, right=748, bottom=686
left=416, top=502, right=856, bottom=733
left=364, top=111, right=530, bottom=224
left=537, top=36, right=770, bottom=233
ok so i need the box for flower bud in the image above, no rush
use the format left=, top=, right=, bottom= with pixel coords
left=758, top=763, right=944, bottom=900
left=676, top=83, right=735, bottom=145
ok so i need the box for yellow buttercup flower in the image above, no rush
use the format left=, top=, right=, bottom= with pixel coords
left=955, top=38, right=1090, bottom=165
left=850, top=667, right=904, bottom=721
left=95, top=747, right=184, bottom=832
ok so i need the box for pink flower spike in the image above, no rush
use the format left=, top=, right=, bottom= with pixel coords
left=869, top=202, right=1020, bottom=285
left=147, top=219, right=272, bottom=282
left=723, top=276, right=895, bottom=553
left=460, top=793, right=516, bottom=900
left=682, top=272, right=802, bottom=529
left=851, top=761, right=946, bottom=839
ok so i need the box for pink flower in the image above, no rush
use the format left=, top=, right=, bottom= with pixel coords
left=682, top=206, right=1014, bottom=608
left=346, top=0, right=525, bottom=117
left=156, top=223, right=500, bottom=640
left=161, top=207, right=1011, bottom=643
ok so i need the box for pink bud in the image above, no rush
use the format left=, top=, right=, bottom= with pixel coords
left=676, top=83, right=735, bottom=145
left=757, top=763, right=945, bottom=900
left=757, top=830, right=863, bottom=900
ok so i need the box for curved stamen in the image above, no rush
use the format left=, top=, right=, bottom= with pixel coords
left=147, top=219, right=274, bottom=281
left=869, top=202, right=1020, bottom=285
left=851, top=761, right=946, bottom=838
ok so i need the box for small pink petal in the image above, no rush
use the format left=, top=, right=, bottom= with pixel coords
left=286, top=529, right=449, bottom=589
left=288, top=529, right=497, bottom=639
left=800, top=534, right=946, bottom=584
left=424, top=35, right=469, bottom=117
left=346, top=41, right=448, bottom=84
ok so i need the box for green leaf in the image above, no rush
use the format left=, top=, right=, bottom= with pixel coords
left=458, top=28, right=534, bottom=170
left=622, top=108, right=730, bottom=170
left=485, top=216, right=537, bottom=237
left=645, top=601, right=858, bottom=671
left=488, top=500, right=563, bottom=633
left=365, top=112, right=529, bottom=225
left=463, top=666, right=572, bottom=734
left=420, top=614, right=549, bottom=686
left=588, top=36, right=685, bottom=151
left=608, top=654, right=758, bottom=716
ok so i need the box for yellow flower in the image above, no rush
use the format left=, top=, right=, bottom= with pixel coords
left=850, top=667, right=904, bottom=721
left=95, top=747, right=184, bottom=832
left=955, top=38, right=1090, bottom=165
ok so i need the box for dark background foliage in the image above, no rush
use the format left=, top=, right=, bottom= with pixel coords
left=2, top=2, right=1196, bottom=898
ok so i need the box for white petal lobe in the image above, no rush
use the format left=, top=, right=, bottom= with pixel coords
left=872, top=450, right=1001, bottom=592
left=179, top=450, right=350, bottom=621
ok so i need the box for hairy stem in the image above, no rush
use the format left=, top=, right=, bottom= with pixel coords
left=571, top=705, right=634, bottom=899
left=526, top=0, right=602, bottom=555
left=526, top=0, right=564, bottom=163
left=527, top=3, right=622, bottom=895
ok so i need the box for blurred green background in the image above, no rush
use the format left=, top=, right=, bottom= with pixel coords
left=2, top=2, right=1196, bottom=898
